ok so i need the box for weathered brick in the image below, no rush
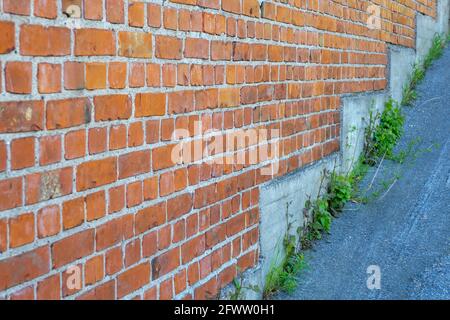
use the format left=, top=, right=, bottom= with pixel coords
left=52, top=230, right=94, bottom=268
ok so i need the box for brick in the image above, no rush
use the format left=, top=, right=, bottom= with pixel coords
left=147, top=3, right=161, bottom=27
left=85, top=62, right=107, bottom=89
left=118, top=150, right=151, bottom=179
left=126, top=181, right=143, bottom=208
left=65, top=130, right=86, bottom=159
left=185, top=38, right=209, bottom=59
left=135, top=93, right=166, bottom=117
left=156, top=35, right=182, bottom=60
left=52, top=229, right=94, bottom=268
left=94, top=95, right=132, bottom=121
left=167, top=193, right=193, bottom=222
left=0, top=178, right=23, bottom=211
left=117, top=262, right=150, bottom=298
left=106, top=246, right=123, bottom=275
left=181, top=235, right=206, bottom=264
left=64, top=62, right=85, bottom=90
left=96, top=215, right=133, bottom=251
left=106, top=0, right=124, bottom=23
left=108, top=62, right=127, bottom=89
left=11, top=137, right=35, bottom=170
left=194, top=276, right=218, bottom=300
left=85, top=191, right=106, bottom=221
left=0, top=219, right=6, bottom=253
left=0, top=246, right=50, bottom=291
left=38, top=63, right=61, bottom=93
left=10, top=286, right=35, bottom=300
left=39, top=135, right=62, bottom=165
left=25, top=167, right=73, bottom=205
left=85, top=255, right=104, bottom=286
left=9, top=212, right=35, bottom=248
left=109, top=125, right=126, bottom=151
left=77, top=280, right=116, bottom=300
left=5, top=62, right=32, bottom=94
left=118, top=31, right=152, bottom=58
left=62, top=197, right=85, bottom=230
left=88, top=127, right=107, bottom=154
left=128, top=122, right=144, bottom=147
left=135, top=202, right=166, bottom=235
left=151, top=247, right=180, bottom=279
left=3, top=0, right=30, bottom=15
left=0, top=21, right=15, bottom=53
left=152, top=145, right=177, bottom=171
left=128, top=2, right=145, bottom=27
left=168, top=91, right=194, bottom=114
left=75, top=28, right=115, bottom=56
left=108, top=185, right=125, bottom=214
left=84, top=0, right=103, bottom=20
left=37, top=274, right=60, bottom=300
left=76, top=157, right=117, bottom=191
left=47, top=98, right=91, bottom=130
left=20, top=25, right=70, bottom=56
left=37, top=205, right=60, bottom=238
left=0, top=142, right=6, bottom=172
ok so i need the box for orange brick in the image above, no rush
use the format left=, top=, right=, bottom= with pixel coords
left=118, top=31, right=152, bottom=58
left=20, top=25, right=70, bottom=56
left=39, top=135, right=62, bottom=165
left=76, top=157, right=117, bottom=191
left=85, top=191, right=106, bottom=221
left=85, top=62, right=107, bottom=90
left=38, top=63, right=61, bottom=93
left=0, top=21, right=15, bottom=53
left=75, top=28, right=115, bottom=56
left=5, top=62, right=32, bottom=94
left=62, top=197, right=85, bottom=230
left=0, top=178, right=23, bottom=211
left=9, top=212, right=35, bottom=248
left=37, top=205, right=60, bottom=238
left=11, top=137, right=35, bottom=170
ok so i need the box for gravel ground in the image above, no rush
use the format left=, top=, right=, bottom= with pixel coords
left=276, top=45, right=450, bottom=300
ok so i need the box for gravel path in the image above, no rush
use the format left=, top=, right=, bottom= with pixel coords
left=276, top=45, right=450, bottom=300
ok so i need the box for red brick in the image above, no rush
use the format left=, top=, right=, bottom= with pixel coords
left=181, top=235, right=206, bottom=264
left=9, top=212, right=35, bottom=248
left=37, top=205, right=60, bottom=238
left=94, top=95, right=132, bottom=121
left=117, top=263, right=150, bottom=298
left=108, top=62, right=127, bottom=89
left=106, top=246, right=123, bottom=276
left=39, top=135, right=62, bottom=165
left=151, top=247, right=180, bottom=279
left=3, top=0, right=31, bottom=15
left=135, top=202, right=166, bottom=235
left=52, top=229, right=94, bottom=268
left=64, top=62, right=85, bottom=90
left=0, top=21, right=15, bottom=53
left=0, top=141, right=6, bottom=172
left=10, top=286, right=35, bottom=300
left=0, top=246, right=50, bottom=291
left=85, top=191, right=106, bottom=221
left=118, top=31, right=152, bottom=58
left=88, top=127, right=107, bottom=154
left=106, top=0, right=124, bottom=23
left=11, top=137, right=35, bottom=170
left=108, top=185, right=125, bottom=214
left=118, top=150, right=151, bottom=179
left=96, top=215, right=133, bottom=251
left=0, top=178, right=23, bottom=211
left=0, top=219, right=6, bottom=253
left=135, top=93, right=166, bottom=117
left=75, top=28, right=115, bottom=56
left=5, top=62, right=32, bottom=94
left=84, top=0, right=103, bottom=20
left=46, top=98, right=91, bottom=130
left=125, top=238, right=141, bottom=267
left=65, top=129, right=86, bottom=160
left=156, top=35, right=182, bottom=59
left=38, top=63, right=61, bottom=93
left=147, top=3, right=161, bottom=27
left=77, top=280, right=116, bottom=300
left=0, top=101, right=44, bottom=133
left=85, top=255, right=104, bottom=285
left=25, top=167, right=72, bottom=205
left=126, top=181, right=143, bottom=208
left=37, top=274, right=60, bottom=300
left=167, top=193, right=193, bottom=222
left=76, top=157, right=117, bottom=191
left=62, top=197, right=85, bottom=230
left=20, top=25, right=70, bottom=56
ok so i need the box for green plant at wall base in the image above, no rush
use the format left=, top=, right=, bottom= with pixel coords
left=263, top=234, right=306, bottom=298
left=402, top=33, right=448, bottom=106
left=328, top=173, right=353, bottom=213
left=364, top=99, right=404, bottom=164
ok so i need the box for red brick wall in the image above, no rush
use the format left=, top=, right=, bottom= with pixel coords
left=0, top=0, right=436, bottom=300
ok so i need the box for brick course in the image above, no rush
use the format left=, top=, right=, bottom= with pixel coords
left=0, top=0, right=436, bottom=299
